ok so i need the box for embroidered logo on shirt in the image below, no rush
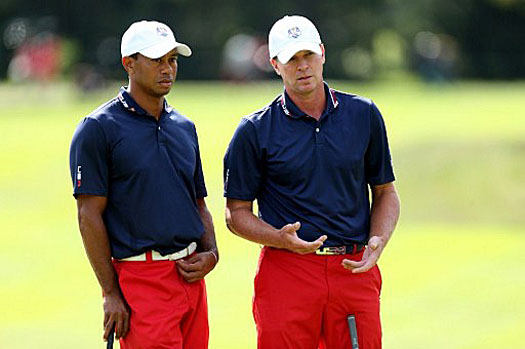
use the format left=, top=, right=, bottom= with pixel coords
left=280, top=93, right=291, bottom=116
left=224, top=168, right=230, bottom=192
left=288, top=27, right=302, bottom=39
left=76, top=165, right=82, bottom=187
left=329, top=88, right=339, bottom=109
left=118, top=92, right=137, bottom=112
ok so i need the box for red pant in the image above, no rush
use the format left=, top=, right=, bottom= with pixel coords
left=253, top=247, right=382, bottom=349
left=113, top=259, right=208, bottom=349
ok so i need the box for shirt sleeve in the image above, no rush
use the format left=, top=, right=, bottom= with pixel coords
left=223, top=118, right=263, bottom=201
left=192, top=124, right=208, bottom=198
left=365, top=102, right=396, bottom=185
left=69, top=117, right=109, bottom=197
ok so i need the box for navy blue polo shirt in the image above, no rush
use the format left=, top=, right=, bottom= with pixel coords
left=224, top=83, right=395, bottom=246
left=69, top=88, right=207, bottom=259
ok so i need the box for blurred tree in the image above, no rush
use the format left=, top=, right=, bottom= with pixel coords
left=461, top=0, right=525, bottom=78
left=0, top=0, right=523, bottom=80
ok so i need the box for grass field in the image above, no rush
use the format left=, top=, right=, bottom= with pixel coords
left=0, top=80, right=524, bottom=348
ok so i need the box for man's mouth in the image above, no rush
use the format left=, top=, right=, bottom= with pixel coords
left=158, top=79, right=173, bottom=86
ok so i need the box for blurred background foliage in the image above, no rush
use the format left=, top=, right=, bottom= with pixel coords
left=0, top=0, right=524, bottom=86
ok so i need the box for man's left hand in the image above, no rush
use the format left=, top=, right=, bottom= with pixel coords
left=341, top=236, right=384, bottom=273
left=176, top=251, right=217, bottom=282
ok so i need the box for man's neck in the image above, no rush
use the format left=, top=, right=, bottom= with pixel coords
left=286, top=86, right=326, bottom=120
left=127, top=86, right=165, bottom=120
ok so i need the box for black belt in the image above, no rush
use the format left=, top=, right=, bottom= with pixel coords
left=315, top=244, right=366, bottom=255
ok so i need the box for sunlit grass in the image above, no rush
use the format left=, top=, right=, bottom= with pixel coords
left=0, top=80, right=524, bottom=348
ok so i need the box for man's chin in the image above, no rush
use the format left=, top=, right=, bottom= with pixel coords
left=153, top=86, right=172, bottom=97
left=295, top=83, right=316, bottom=95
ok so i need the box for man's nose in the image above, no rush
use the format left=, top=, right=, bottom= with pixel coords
left=297, top=58, right=309, bottom=70
left=160, top=61, right=175, bottom=74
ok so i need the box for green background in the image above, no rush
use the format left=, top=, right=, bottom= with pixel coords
left=0, top=80, right=524, bottom=348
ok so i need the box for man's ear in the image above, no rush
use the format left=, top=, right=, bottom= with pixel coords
left=270, top=58, right=281, bottom=76
left=320, top=44, right=326, bottom=64
left=122, top=56, right=134, bottom=75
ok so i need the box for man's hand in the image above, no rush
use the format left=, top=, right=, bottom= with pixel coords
left=176, top=251, right=218, bottom=283
left=344, top=183, right=399, bottom=273
left=341, top=236, right=384, bottom=273
left=103, top=292, right=130, bottom=341
left=278, top=222, right=327, bottom=254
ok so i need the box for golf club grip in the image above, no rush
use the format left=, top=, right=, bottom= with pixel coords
left=347, top=315, right=359, bottom=349
left=107, top=326, right=115, bottom=349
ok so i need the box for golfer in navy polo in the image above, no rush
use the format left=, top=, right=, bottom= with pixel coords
left=69, top=20, right=218, bottom=348
left=224, top=15, right=400, bottom=349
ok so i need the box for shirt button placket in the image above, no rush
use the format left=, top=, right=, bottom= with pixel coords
left=157, top=124, right=165, bottom=146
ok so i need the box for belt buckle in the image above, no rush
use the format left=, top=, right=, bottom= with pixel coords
left=316, top=246, right=346, bottom=255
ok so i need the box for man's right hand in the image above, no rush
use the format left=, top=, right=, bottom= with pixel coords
left=103, top=292, right=130, bottom=341
left=277, top=222, right=327, bottom=254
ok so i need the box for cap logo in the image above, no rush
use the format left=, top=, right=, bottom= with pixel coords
left=287, top=27, right=302, bottom=39
left=156, top=26, right=169, bottom=37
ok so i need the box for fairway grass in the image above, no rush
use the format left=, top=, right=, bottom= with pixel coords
left=0, top=80, right=523, bottom=348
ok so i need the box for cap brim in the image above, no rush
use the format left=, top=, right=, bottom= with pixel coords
left=140, top=41, right=192, bottom=59
left=276, top=42, right=322, bottom=64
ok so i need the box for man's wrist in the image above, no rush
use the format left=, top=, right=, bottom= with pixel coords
left=103, top=286, right=123, bottom=298
left=368, top=235, right=386, bottom=249
left=271, top=228, right=286, bottom=249
left=209, top=250, right=218, bottom=263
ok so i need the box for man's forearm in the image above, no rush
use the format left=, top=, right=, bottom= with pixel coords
left=76, top=196, right=130, bottom=340
left=78, top=208, right=120, bottom=295
left=226, top=199, right=327, bottom=254
left=226, top=206, right=283, bottom=247
left=197, top=201, right=218, bottom=258
left=369, top=184, right=400, bottom=247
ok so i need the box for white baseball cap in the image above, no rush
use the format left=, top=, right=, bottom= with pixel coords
left=121, top=20, right=192, bottom=59
left=268, top=15, right=322, bottom=64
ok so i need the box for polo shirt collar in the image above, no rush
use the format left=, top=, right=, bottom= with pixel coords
left=280, top=82, right=339, bottom=119
left=117, top=87, right=173, bottom=116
